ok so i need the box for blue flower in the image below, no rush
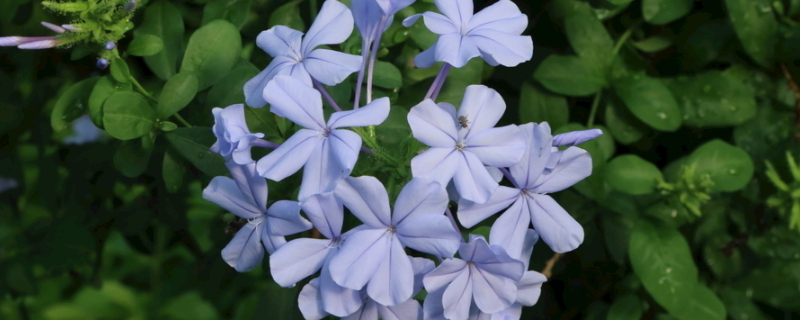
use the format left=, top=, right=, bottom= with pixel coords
left=0, top=21, right=71, bottom=49
left=457, top=122, right=594, bottom=254
left=63, top=115, right=103, bottom=145
left=408, top=85, right=525, bottom=204
left=402, top=0, right=533, bottom=68
left=0, top=177, right=18, bottom=195
left=552, top=128, right=603, bottom=147
left=244, top=0, right=363, bottom=108
left=202, top=161, right=312, bottom=272
left=328, top=176, right=461, bottom=306
left=210, top=104, right=265, bottom=165
left=256, top=76, right=389, bottom=201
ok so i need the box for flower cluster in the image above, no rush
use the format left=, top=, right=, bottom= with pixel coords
left=202, top=0, right=601, bottom=319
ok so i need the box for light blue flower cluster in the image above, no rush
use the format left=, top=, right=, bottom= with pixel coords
left=203, top=0, right=602, bottom=319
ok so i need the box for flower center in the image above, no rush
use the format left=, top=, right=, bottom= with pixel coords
left=328, top=236, right=343, bottom=248
left=319, top=128, right=331, bottom=138
left=455, top=139, right=467, bottom=151
left=386, top=224, right=397, bottom=233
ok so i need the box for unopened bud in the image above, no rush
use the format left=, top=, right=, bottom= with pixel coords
left=97, top=58, right=109, bottom=69
left=124, top=0, right=136, bottom=11
left=40, top=21, right=66, bottom=34
left=105, top=41, right=116, bottom=50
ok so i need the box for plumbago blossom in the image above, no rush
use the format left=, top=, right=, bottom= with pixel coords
left=210, top=104, right=269, bottom=165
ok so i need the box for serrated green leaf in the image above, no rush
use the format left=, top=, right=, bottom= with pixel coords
left=605, top=155, right=663, bottom=195
left=613, top=74, right=682, bottom=131
left=180, top=20, right=242, bottom=90
left=157, top=72, right=198, bottom=118
left=127, top=34, right=164, bottom=57
left=518, top=82, right=568, bottom=130
left=103, top=92, right=156, bottom=140
left=51, top=77, right=99, bottom=133
left=534, top=55, right=607, bottom=96
left=686, top=140, right=754, bottom=192
left=136, top=0, right=185, bottom=80
left=724, top=0, right=778, bottom=67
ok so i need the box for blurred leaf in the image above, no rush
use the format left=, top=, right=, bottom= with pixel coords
left=605, top=155, right=663, bottom=195
left=732, top=103, right=794, bottom=170
left=161, top=291, right=220, bottom=320
left=110, top=57, right=131, bottom=83
left=373, top=61, right=403, bottom=89
left=601, top=210, right=638, bottom=265
left=613, top=74, right=682, bottom=131
left=180, top=20, right=242, bottom=90
left=704, top=235, right=743, bottom=279
left=202, top=0, right=252, bottom=29
left=207, top=62, right=260, bottom=109
left=157, top=72, right=199, bottom=118
left=665, top=71, right=756, bottom=127
left=127, top=34, right=164, bottom=57
left=748, top=226, right=800, bottom=260
left=593, top=124, right=615, bottom=161
left=668, top=284, right=726, bottom=320
left=114, top=136, right=155, bottom=178
left=136, top=0, right=185, bottom=80
left=103, top=92, right=157, bottom=140
left=438, top=58, right=483, bottom=106
left=732, top=261, right=800, bottom=309
left=34, top=220, right=95, bottom=271
left=165, top=128, right=228, bottom=177
left=534, top=55, right=607, bottom=96
left=518, top=82, right=569, bottom=130
left=376, top=105, right=412, bottom=145
left=629, top=220, right=698, bottom=317
left=724, top=0, right=778, bottom=67
left=604, top=100, right=645, bottom=144
left=6, top=263, right=35, bottom=294
left=606, top=294, right=644, bottom=320
left=88, top=76, right=132, bottom=128
left=255, top=281, right=303, bottom=319
left=51, top=77, right=99, bottom=133
left=163, top=148, right=186, bottom=193
left=679, top=21, right=733, bottom=67
left=718, top=287, right=770, bottom=320
left=632, top=36, right=672, bottom=52
left=268, top=1, right=305, bottom=30
left=643, top=0, right=693, bottom=24
left=687, top=140, right=754, bottom=192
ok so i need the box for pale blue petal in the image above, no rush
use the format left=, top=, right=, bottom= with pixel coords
left=408, top=99, right=459, bottom=147
left=423, top=288, right=448, bottom=320
left=226, top=160, right=268, bottom=212
left=531, top=146, right=592, bottom=193
left=270, top=238, right=331, bottom=286
left=438, top=102, right=458, bottom=124
left=509, top=122, right=553, bottom=189
left=465, top=125, right=526, bottom=167
left=470, top=30, right=533, bottom=67
left=397, top=214, right=461, bottom=257
left=490, top=305, right=521, bottom=320
left=329, top=229, right=389, bottom=290
left=202, top=176, right=262, bottom=219
left=334, top=176, right=392, bottom=228
left=352, top=0, right=385, bottom=39
left=551, top=128, right=603, bottom=147
left=414, top=45, right=437, bottom=68
left=298, top=139, right=342, bottom=201
left=378, top=298, right=423, bottom=320
left=453, top=151, right=498, bottom=204
left=328, top=97, right=390, bottom=129
left=287, top=62, right=313, bottom=84
left=305, top=49, right=363, bottom=86
left=410, top=147, right=460, bottom=186
left=528, top=194, right=583, bottom=253
left=264, top=75, right=326, bottom=129
left=367, top=236, right=414, bottom=306
left=478, top=245, right=525, bottom=281
left=423, top=259, right=467, bottom=292
left=392, top=178, right=448, bottom=225
left=256, top=26, right=304, bottom=58
left=467, top=0, right=527, bottom=34
left=343, top=300, right=378, bottom=320
left=518, top=229, right=539, bottom=269
left=320, top=261, right=364, bottom=317
left=515, top=271, right=546, bottom=306
left=442, top=265, right=474, bottom=320
left=469, top=303, right=493, bottom=320
left=457, top=186, right=519, bottom=228
left=221, top=222, right=264, bottom=272
left=302, top=192, right=343, bottom=239
left=256, top=129, right=320, bottom=180
left=302, top=0, right=355, bottom=55
left=260, top=225, right=287, bottom=254
left=298, top=279, right=328, bottom=320
left=434, top=0, right=473, bottom=28
left=457, top=85, right=505, bottom=140
left=329, top=129, right=362, bottom=175
left=267, top=200, right=312, bottom=235
left=411, top=257, right=435, bottom=295
left=422, top=12, right=459, bottom=34
left=244, top=56, right=297, bottom=108
left=470, top=263, right=517, bottom=314
left=435, top=32, right=480, bottom=68
left=488, top=196, right=530, bottom=261
left=375, top=0, right=415, bottom=15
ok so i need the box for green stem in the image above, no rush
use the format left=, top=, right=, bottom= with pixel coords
left=128, top=76, right=156, bottom=101
left=612, top=22, right=639, bottom=56
left=586, top=91, right=602, bottom=128
left=173, top=113, right=193, bottom=128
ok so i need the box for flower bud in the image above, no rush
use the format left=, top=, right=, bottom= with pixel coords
left=105, top=41, right=116, bottom=50
left=97, top=58, right=109, bottom=69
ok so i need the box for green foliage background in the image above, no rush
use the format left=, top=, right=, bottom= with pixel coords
left=1, top=0, right=799, bottom=319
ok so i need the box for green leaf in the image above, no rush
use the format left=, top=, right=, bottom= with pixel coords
left=724, top=0, right=778, bottom=67
left=601, top=210, right=638, bottom=265
left=686, top=140, right=754, bottom=192
left=161, top=291, right=220, bottom=320
left=113, top=136, right=155, bottom=178
left=664, top=71, right=756, bottom=127
left=159, top=121, right=178, bottom=132
left=680, top=21, right=733, bottom=67
left=157, top=72, right=198, bottom=118
left=563, top=1, right=614, bottom=71
left=518, top=82, right=569, bottom=130
left=556, top=123, right=609, bottom=199
left=718, top=288, right=770, bottom=320
left=103, top=92, right=157, bottom=140
left=605, top=155, right=663, bottom=195
left=732, top=103, right=794, bottom=170
left=704, top=235, right=743, bottom=279
left=748, top=226, right=800, bottom=260
left=268, top=1, right=305, bottom=30
left=180, top=20, right=242, bottom=90
left=605, top=100, right=645, bottom=144
left=668, top=284, right=726, bottom=320
left=438, top=58, right=484, bottom=106
left=202, top=0, right=252, bottom=29
left=606, top=294, right=644, bottom=320
left=643, top=0, right=693, bottom=24
left=6, top=263, right=35, bottom=294
left=88, top=76, right=132, bottom=128
left=245, top=104, right=283, bottom=142
left=127, top=34, right=164, bottom=57
left=165, top=128, right=228, bottom=177
left=207, top=62, right=260, bottom=109
left=732, top=261, right=800, bottom=309
left=632, top=36, right=673, bottom=52
left=629, top=220, right=698, bottom=316
left=534, top=55, right=607, bottom=96
left=109, top=57, right=131, bottom=83
left=162, top=149, right=186, bottom=193
left=593, top=124, right=615, bottom=161
left=136, top=0, right=185, bottom=80
left=613, top=74, right=682, bottom=131
left=373, top=61, right=403, bottom=89
left=51, top=77, right=99, bottom=133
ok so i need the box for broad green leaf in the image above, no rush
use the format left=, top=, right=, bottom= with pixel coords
left=605, top=100, right=645, bottom=144
left=686, top=140, right=754, bottom=192
left=268, top=1, right=305, bottom=30
left=207, top=62, right=260, bottom=109
left=732, top=102, right=794, bottom=170
left=109, top=57, right=131, bottom=83
left=556, top=123, right=609, bottom=199
left=159, top=121, right=178, bottom=132
left=180, top=20, right=242, bottom=90
left=703, top=235, right=743, bottom=279
left=593, top=125, right=615, bottom=161
left=718, top=288, right=770, bottom=320
left=518, top=82, right=568, bottom=130
left=162, top=149, right=186, bottom=193
left=113, top=135, right=155, bottom=178
left=668, top=284, right=726, bottom=320
left=376, top=103, right=411, bottom=145
left=613, top=74, right=682, bottom=131
left=534, top=55, right=607, bottom=96
left=605, top=154, right=663, bottom=195
left=680, top=21, right=733, bottom=67
left=606, top=294, right=644, bottom=320
left=632, top=36, right=672, bottom=52
left=51, top=77, right=99, bottom=133
left=88, top=76, right=132, bottom=128
left=165, top=128, right=228, bottom=177
left=748, top=227, right=800, bottom=260
left=608, top=0, right=634, bottom=5
left=724, top=0, right=778, bottom=67
left=33, top=220, right=95, bottom=271
left=245, top=103, right=283, bottom=143
left=254, top=281, right=303, bottom=319
left=157, top=72, right=198, bottom=118
left=6, top=263, right=35, bottom=294
left=127, top=34, right=164, bottom=57
left=732, top=261, right=800, bottom=309
left=103, top=92, right=157, bottom=140
left=601, top=210, right=638, bottom=265
left=202, top=0, right=252, bottom=29
left=629, top=220, right=698, bottom=315
left=373, top=61, right=403, bottom=89
left=161, top=291, right=220, bottom=320
left=438, top=58, right=483, bottom=106
left=136, top=0, right=185, bottom=80
left=664, top=71, right=756, bottom=127
left=643, top=0, right=693, bottom=24
left=563, top=1, right=614, bottom=71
